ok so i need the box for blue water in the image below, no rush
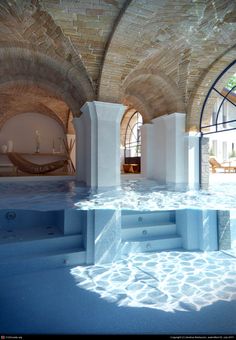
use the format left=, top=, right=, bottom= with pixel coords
left=0, top=178, right=236, bottom=334
left=0, top=178, right=236, bottom=211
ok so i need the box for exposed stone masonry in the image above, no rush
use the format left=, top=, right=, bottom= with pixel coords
left=217, top=210, right=231, bottom=250
left=201, top=136, right=210, bottom=190
left=0, top=0, right=235, bottom=141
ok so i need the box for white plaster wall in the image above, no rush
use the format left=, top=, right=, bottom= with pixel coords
left=0, top=112, right=65, bottom=154
left=165, top=113, right=186, bottom=185
left=152, top=116, right=167, bottom=183
left=73, top=115, right=89, bottom=184
left=141, top=113, right=189, bottom=187
left=141, top=123, right=154, bottom=178
left=184, top=132, right=200, bottom=189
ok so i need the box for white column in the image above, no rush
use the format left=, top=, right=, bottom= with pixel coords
left=142, top=113, right=186, bottom=187
left=73, top=101, right=125, bottom=188
left=165, top=113, right=186, bottom=187
left=151, top=115, right=167, bottom=183
left=140, top=113, right=201, bottom=189
left=184, top=132, right=201, bottom=190
left=141, top=123, right=154, bottom=178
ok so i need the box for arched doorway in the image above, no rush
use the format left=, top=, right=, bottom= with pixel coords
left=120, top=110, right=143, bottom=174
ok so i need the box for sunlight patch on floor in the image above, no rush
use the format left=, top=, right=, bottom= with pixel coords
left=71, top=251, right=236, bottom=313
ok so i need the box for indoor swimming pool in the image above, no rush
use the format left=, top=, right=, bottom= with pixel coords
left=0, top=177, right=235, bottom=275
left=0, top=177, right=236, bottom=330
left=0, top=177, right=235, bottom=211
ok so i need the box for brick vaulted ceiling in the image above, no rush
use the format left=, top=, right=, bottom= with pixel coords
left=0, top=0, right=235, bottom=132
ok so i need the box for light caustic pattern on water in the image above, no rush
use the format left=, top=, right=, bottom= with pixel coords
left=75, top=179, right=236, bottom=211
left=0, top=179, right=236, bottom=211
left=71, top=251, right=236, bottom=312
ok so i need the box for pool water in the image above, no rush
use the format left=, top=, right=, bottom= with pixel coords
left=0, top=178, right=235, bottom=267
left=0, top=177, right=235, bottom=319
left=71, top=249, right=236, bottom=312
left=0, top=178, right=235, bottom=211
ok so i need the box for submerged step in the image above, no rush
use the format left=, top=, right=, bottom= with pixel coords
left=0, top=248, right=86, bottom=277
left=122, top=223, right=176, bottom=240
left=0, top=234, right=83, bottom=259
left=122, top=210, right=175, bottom=227
left=121, top=234, right=182, bottom=254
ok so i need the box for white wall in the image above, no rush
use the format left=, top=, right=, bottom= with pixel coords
left=141, top=123, right=154, bottom=178
left=165, top=113, right=186, bottom=185
left=0, top=112, right=66, bottom=154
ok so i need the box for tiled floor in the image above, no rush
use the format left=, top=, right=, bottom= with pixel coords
left=0, top=250, right=236, bottom=335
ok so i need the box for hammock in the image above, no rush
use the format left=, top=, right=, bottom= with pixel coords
left=7, top=152, right=68, bottom=175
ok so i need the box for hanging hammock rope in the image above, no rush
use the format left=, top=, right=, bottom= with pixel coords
left=7, top=152, right=68, bottom=175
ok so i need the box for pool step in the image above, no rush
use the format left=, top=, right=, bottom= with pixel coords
left=121, top=234, right=182, bottom=254
left=121, top=210, right=183, bottom=254
left=0, top=234, right=86, bottom=276
left=0, top=234, right=83, bottom=258
left=122, top=223, right=177, bottom=240
left=122, top=210, right=175, bottom=227
left=0, top=247, right=86, bottom=277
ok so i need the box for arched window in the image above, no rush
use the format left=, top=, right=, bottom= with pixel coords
left=200, top=60, right=236, bottom=185
left=124, top=111, right=143, bottom=158
left=200, top=60, right=236, bottom=135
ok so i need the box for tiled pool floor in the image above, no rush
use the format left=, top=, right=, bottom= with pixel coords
left=71, top=250, right=236, bottom=313
left=0, top=250, right=236, bottom=335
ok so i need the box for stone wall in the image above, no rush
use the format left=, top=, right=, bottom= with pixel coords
left=201, top=136, right=210, bottom=189
left=217, top=210, right=231, bottom=250
left=0, top=0, right=236, bottom=156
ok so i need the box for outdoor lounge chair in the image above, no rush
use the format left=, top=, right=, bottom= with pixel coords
left=209, top=157, right=236, bottom=173
left=7, top=152, right=68, bottom=175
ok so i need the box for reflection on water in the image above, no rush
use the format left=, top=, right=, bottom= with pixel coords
left=71, top=250, right=236, bottom=312
left=75, top=179, right=236, bottom=211
left=0, top=178, right=236, bottom=210
left=0, top=180, right=90, bottom=210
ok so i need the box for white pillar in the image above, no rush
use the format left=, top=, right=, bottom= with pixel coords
left=141, top=123, right=154, bottom=178
left=151, top=115, right=167, bottom=183
left=137, top=113, right=201, bottom=189
left=73, top=101, right=125, bottom=188
left=165, top=113, right=186, bottom=186
left=184, top=132, right=201, bottom=190
left=142, top=113, right=186, bottom=187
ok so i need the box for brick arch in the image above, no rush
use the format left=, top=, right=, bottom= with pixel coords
left=187, top=47, right=236, bottom=131
left=0, top=0, right=95, bottom=103
left=1, top=77, right=80, bottom=119
left=0, top=104, right=66, bottom=133
left=0, top=46, right=95, bottom=116
left=0, top=79, right=72, bottom=135
left=121, top=71, right=185, bottom=123
left=122, top=94, right=153, bottom=124
left=0, top=80, right=63, bottom=102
